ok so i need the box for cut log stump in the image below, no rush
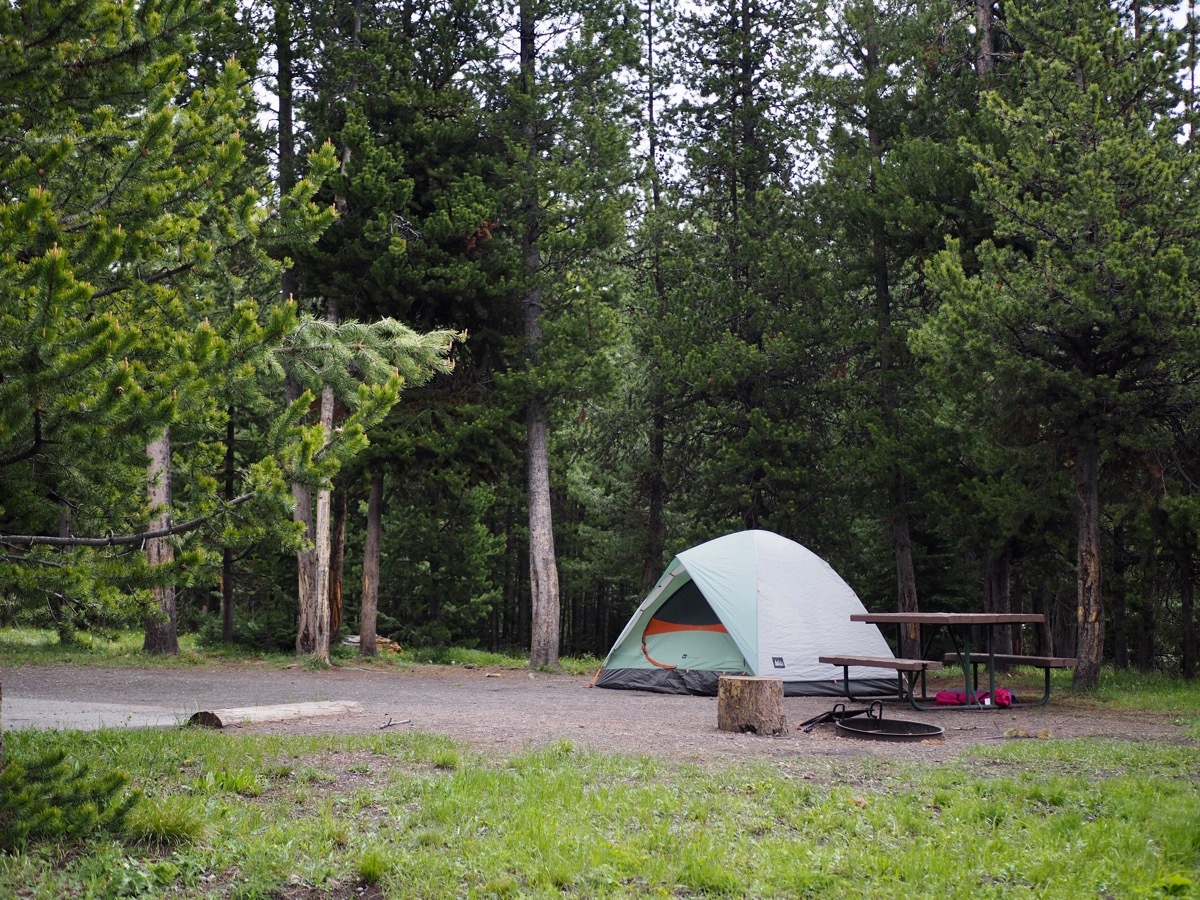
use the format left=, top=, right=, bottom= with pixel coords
left=717, top=675, right=788, bottom=736
left=188, top=700, right=362, bottom=728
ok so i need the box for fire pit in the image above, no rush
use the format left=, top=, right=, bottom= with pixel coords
left=832, top=701, right=944, bottom=742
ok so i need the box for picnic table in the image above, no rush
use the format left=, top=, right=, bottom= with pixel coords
left=827, top=612, right=1073, bottom=709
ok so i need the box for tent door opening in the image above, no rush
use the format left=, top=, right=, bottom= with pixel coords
left=639, top=581, right=745, bottom=671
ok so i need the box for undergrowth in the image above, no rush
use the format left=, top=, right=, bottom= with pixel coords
left=0, top=748, right=139, bottom=852
left=0, top=627, right=603, bottom=674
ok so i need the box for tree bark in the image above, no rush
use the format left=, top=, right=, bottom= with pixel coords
left=985, top=550, right=1013, bottom=655
left=641, top=0, right=667, bottom=592
left=527, top=395, right=561, bottom=668
left=143, top=428, right=179, bottom=654
left=975, top=0, right=995, bottom=75
left=359, top=470, right=383, bottom=657
left=1181, top=556, right=1196, bottom=680
left=295, top=384, right=334, bottom=664
left=329, top=483, right=347, bottom=634
left=52, top=501, right=74, bottom=644
left=717, top=675, right=787, bottom=736
left=1073, top=438, right=1104, bottom=689
left=873, top=185, right=919, bottom=657
left=276, top=0, right=298, bottom=303
left=221, top=413, right=236, bottom=643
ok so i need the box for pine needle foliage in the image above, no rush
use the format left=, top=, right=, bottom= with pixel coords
left=0, top=749, right=140, bottom=853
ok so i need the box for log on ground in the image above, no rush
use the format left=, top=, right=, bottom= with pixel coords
left=188, top=700, right=363, bottom=728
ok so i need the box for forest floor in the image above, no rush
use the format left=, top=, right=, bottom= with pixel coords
left=5, top=660, right=1195, bottom=765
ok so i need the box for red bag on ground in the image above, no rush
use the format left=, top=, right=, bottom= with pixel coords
left=935, top=690, right=968, bottom=706
left=935, top=688, right=1012, bottom=708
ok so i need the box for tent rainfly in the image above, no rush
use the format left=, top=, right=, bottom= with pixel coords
left=595, top=530, right=899, bottom=696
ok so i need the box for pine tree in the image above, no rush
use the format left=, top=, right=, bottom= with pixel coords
left=627, top=0, right=826, bottom=542
left=922, top=1, right=1200, bottom=688
left=0, top=0, right=457, bottom=689
left=491, top=0, right=637, bottom=668
left=291, top=0, right=517, bottom=654
left=809, top=0, right=987, bottom=647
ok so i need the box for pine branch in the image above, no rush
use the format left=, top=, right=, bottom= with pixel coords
left=0, top=493, right=256, bottom=548
left=90, top=260, right=198, bottom=300
left=0, top=408, right=47, bottom=467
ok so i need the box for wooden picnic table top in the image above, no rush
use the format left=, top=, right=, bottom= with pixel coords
left=850, top=612, right=1045, bottom=626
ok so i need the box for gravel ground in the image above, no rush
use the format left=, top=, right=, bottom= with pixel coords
left=3, top=661, right=1194, bottom=764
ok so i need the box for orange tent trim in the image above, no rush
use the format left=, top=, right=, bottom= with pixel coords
left=642, top=619, right=728, bottom=636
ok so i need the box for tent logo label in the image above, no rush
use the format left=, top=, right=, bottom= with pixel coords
left=772, top=657, right=786, bottom=668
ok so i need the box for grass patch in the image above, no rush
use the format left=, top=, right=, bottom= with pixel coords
left=1, top=725, right=1197, bottom=898
left=355, top=846, right=392, bottom=885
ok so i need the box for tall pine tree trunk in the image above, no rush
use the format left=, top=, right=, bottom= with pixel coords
left=143, top=428, right=179, bottom=654
left=359, top=470, right=383, bottom=657
left=520, top=0, right=561, bottom=669
left=642, top=0, right=667, bottom=591
left=976, top=0, right=995, bottom=75
left=276, top=0, right=298, bottom=304
left=1073, top=438, right=1104, bottom=688
left=52, top=501, right=73, bottom=644
left=221, top=413, right=236, bottom=642
left=329, top=484, right=347, bottom=634
left=295, top=384, right=335, bottom=664
left=872, top=170, right=919, bottom=659
left=1181, top=556, right=1196, bottom=680
left=985, top=550, right=1014, bottom=654
left=863, top=16, right=920, bottom=658
left=527, top=389, right=561, bottom=667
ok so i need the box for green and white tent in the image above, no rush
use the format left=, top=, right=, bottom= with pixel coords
left=595, top=530, right=898, bottom=696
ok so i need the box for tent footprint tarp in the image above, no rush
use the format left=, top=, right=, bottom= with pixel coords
left=595, top=530, right=899, bottom=697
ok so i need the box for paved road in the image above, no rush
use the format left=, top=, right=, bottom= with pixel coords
left=2, top=662, right=598, bottom=732
left=0, top=661, right=883, bottom=761
left=2, top=661, right=760, bottom=761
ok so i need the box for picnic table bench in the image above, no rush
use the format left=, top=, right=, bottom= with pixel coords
left=943, top=653, right=1077, bottom=706
left=818, top=655, right=943, bottom=701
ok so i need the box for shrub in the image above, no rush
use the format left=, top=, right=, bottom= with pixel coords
left=0, top=749, right=140, bottom=852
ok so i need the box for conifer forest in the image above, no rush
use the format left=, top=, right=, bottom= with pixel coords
left=2, top=0, right=1199, bottom=688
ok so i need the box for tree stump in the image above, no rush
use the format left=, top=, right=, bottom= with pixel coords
left=717, top=675, right=788, bottom=736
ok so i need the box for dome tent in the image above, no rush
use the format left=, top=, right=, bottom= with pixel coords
left=595, top=530, right=898, bottom=696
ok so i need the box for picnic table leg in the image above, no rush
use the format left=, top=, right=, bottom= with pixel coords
left=985, top=624, right=997, bottom=702
left=895, top=623, right=934, bottom=703
left=946, top=626, right=986, bottom=709
left=835, top=664, right=866, bottom=700
left=1038, top=668, right=1052, bottom=705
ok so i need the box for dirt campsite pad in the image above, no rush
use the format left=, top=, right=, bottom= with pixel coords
left=5, top=662, right=1194, bottom=764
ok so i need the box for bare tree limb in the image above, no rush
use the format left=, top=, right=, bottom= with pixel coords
left=0, top=493, right=256, bottom=548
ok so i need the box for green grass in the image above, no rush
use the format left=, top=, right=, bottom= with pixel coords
left=1, top=726, right=1197, bottom=898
